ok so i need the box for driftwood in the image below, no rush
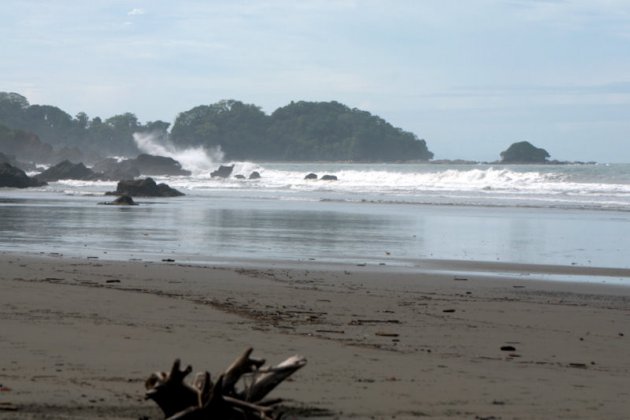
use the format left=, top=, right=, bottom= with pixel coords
left=145, top=348, right=307, bottom=420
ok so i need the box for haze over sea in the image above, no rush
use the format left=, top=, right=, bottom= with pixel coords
left=1, top=140, right=629, bottom=283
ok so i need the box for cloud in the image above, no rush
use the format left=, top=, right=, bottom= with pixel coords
left=127, top=8, right=145, bottom=16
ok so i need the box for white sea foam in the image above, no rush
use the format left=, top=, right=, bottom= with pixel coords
left=50, top=159, right=630, bottom=210
left=169, top=165, right=630, bottom=196
left=133, top=132, right=224, bottom=175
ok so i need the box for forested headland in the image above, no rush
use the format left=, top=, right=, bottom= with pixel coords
left=0, top=92, right=433, bottom=164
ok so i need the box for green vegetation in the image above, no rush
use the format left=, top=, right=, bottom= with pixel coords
left=266, top=101, right=432, bottom=161
left=0, top=92, right=169, bottom=160
left=0, top=93, right=433, bottom=162
left=170, top=100, right=433, bottom=161
left=500, top=141, right=550, bottom=164
left=170, top=100, right=270, bottom=160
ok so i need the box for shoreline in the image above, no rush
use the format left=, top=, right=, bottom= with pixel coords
left=6, top=250, right=630, bottom=284
left=1, top=252, right=629, bottom=418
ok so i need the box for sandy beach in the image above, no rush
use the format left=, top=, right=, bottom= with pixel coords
left=1, top=252, right=629, bottom=419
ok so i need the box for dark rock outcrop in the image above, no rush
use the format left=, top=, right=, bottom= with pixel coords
left=0, top=124, right=54, bottom=164
left=132, top=154, right=191, bottom=176
left=304, top=173, right=318, bottom=180
left=210, top=164, right=234, bottom=178
left=0, top=152, right=37, bottom=172
left=0, top=162, right=47, bottom=188
left=92, top=154, right=190, bottom=180
left=100, top=194, right=138, bottom=206
left=35, top=160, right=96, bottom=182
left=321, top=174, right=338, bottom=181
left=234, top=174, right=246, bottom=179
left=500, top=141, right=550, bottom=164
left=92, top=158, right=140, bottom=181
left=249, top=171, right=261, bottom=180
left=106, top=177, right=184, bottom=197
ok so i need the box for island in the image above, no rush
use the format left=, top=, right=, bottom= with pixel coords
left=500, top=141, right=550, bottom=164
left=0, top=92, right=433, bottom=164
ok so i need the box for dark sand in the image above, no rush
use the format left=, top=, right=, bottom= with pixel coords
left=1, top=252, right=629, bottom=419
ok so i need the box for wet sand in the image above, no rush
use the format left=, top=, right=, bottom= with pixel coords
left=0, top=252, right=629, bottom=419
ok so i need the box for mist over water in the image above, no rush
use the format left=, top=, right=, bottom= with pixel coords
left=133, top=132, right=225, bottom=174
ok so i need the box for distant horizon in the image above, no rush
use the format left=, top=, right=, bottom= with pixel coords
left=3, top=1, right=630, bottom=163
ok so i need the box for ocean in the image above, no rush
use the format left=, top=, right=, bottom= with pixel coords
left=1, top=159, right=630, bottom=279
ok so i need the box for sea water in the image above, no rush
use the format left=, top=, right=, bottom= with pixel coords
left=1, top=160, right=630, bottom=275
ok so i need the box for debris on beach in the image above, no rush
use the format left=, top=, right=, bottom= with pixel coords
left=375, top=332, right=399, bottom=337
left=0, top=402, right=18, bottom=412
left=568, top=362, right=587, bottom=369
left=145, top=347, right=306, bottom=420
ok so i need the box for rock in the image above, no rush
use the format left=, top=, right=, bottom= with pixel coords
left=500, top=345, right=516, bottom=352
left=304, top=173, right=318, bottom=180
left=249, top=171, right=261, bottom=180
left=105, top=178, right=184, bottom=197
left=92, top=154, right=190, bottom=179
left=0, top=152, right=36, bottom=172
left=0, top=162, right=47, bottom=188
left=0, top=124, right=54, bottom=164
left=36, top=160, right=96, bottom=182
left=132, top=154, right=191, bottom=176
left=321, top=174, right=338, bottom=181
left=234, top=174, right=246, bottom=179
left=500, top=141, right=550, bottom=164
left=92, top=158, right=140, bottom=181
left=106, top=195, right=138, bottom=206
left=210, top=164, right=234, bottom=178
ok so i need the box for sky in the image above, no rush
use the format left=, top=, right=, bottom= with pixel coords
left=2, top=0, right=630, bottom=162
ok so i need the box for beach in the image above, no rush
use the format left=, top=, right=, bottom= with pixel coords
left=1, top=252, right=629, bottom=419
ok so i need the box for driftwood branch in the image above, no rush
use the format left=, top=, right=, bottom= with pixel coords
left=244, top=355, right=308, bottom=403
left=145, top=348, right=306, bottom=420
left=145, top=359, right=200, bottom=418
left=223, top=347, right=266, bottom=395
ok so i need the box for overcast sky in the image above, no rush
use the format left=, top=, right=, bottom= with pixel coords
left=2, top=0, right=630, bottom=162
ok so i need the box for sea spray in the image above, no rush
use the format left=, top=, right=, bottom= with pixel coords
left=133, top=132, right=225, bottom=174
left=49, top=159, right=630, bottom=211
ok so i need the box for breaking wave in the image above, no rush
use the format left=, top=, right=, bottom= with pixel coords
left=133, top=132, right=224, bottom=175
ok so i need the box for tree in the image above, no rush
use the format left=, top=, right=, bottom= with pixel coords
left=0, top=92, right=435, bottom=162
left=0, top=92, right=30, bottom=130
left=0, top=92, right=29, bottom=109
left=170, top=100, right=270, bottom=160
left=74, top=112, right=89, bottom=130
left=500, top=141, right=550, bottom=163
left=267, top=101, right=433, bottom=161
left=102, top=113, right=141, bottom=155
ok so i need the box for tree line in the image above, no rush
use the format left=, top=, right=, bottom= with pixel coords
left=0, top=92, right=433, bottom=163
